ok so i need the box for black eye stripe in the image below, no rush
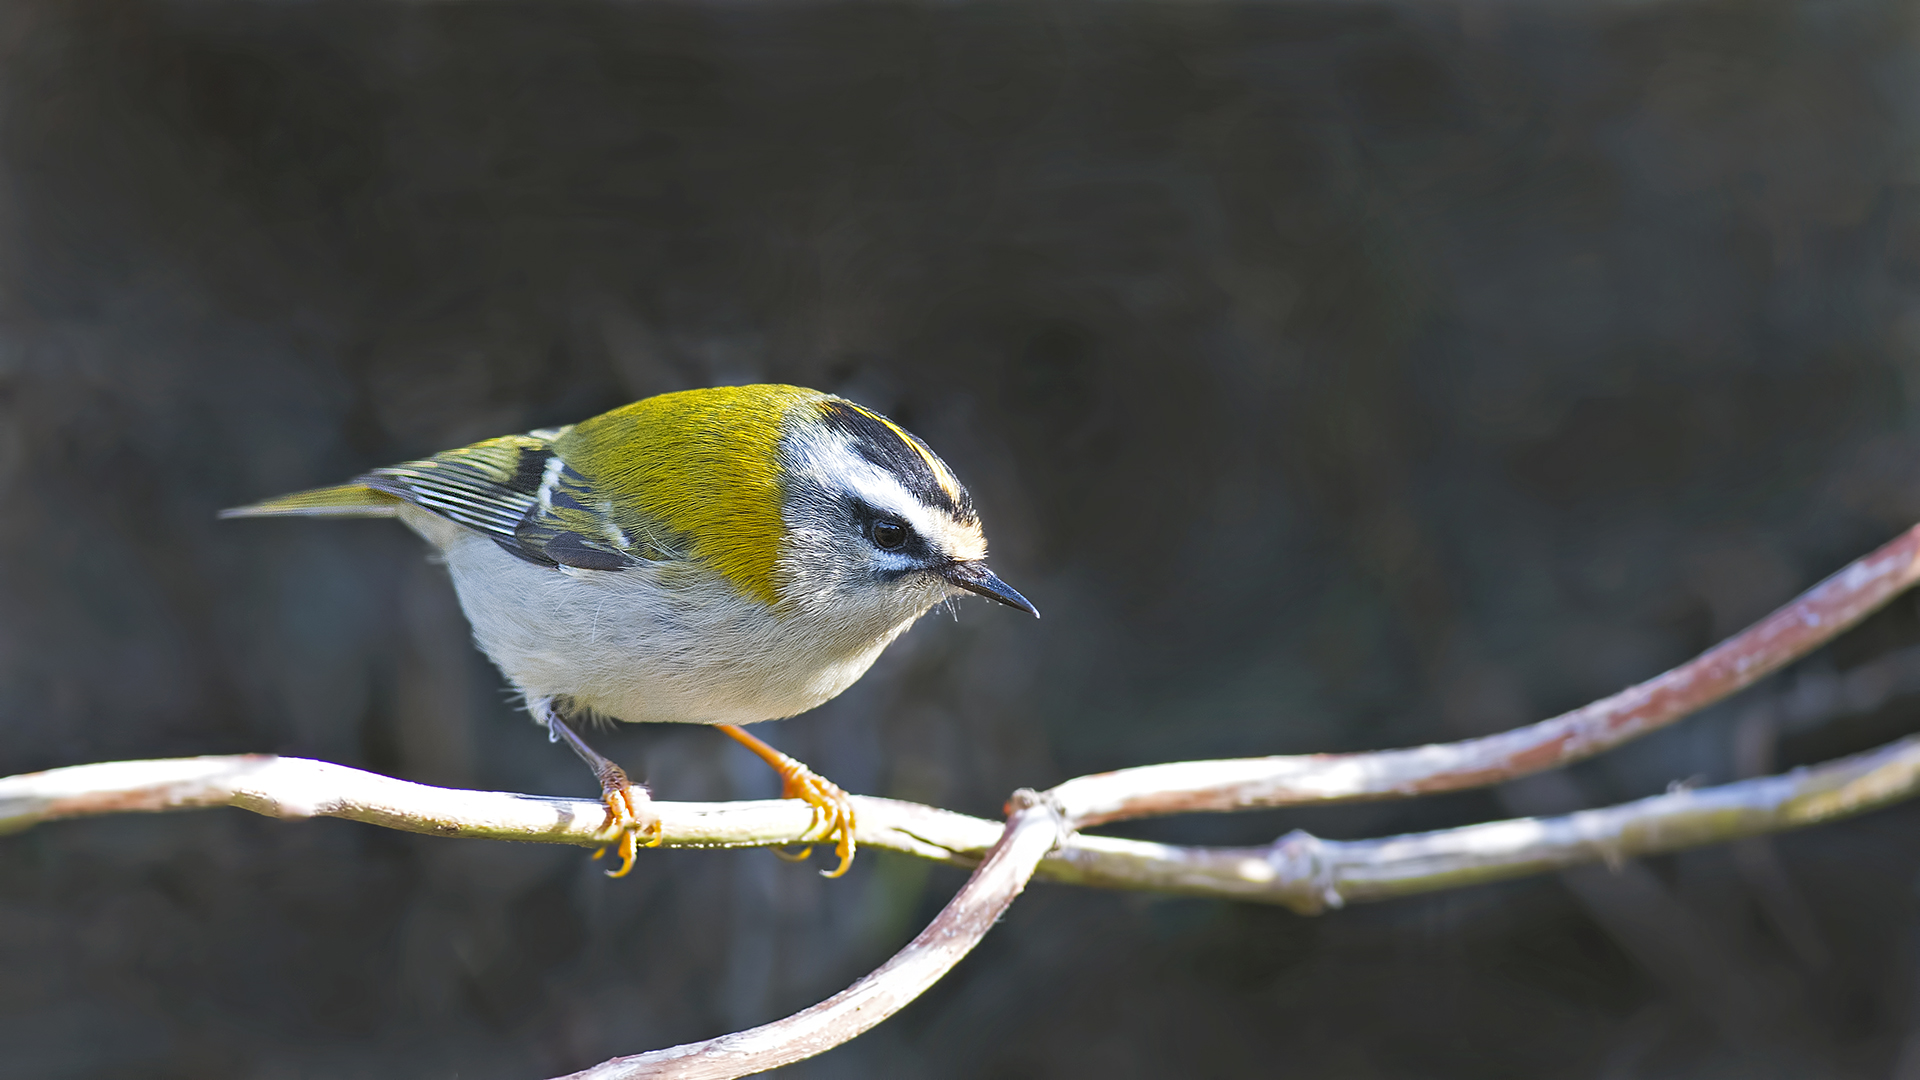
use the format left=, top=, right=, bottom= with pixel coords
left=848, top=498, right=936, bottom=562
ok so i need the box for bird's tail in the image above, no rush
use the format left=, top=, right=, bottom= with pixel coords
left=219, top=483, right=403, bottom=519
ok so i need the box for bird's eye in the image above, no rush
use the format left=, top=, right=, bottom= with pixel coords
left=870, top=519, right=909, bottom=550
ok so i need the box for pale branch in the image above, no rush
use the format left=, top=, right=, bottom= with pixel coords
left=7, top=734, right=1920, bottom=915
left=12, top=524, right=1920, bottom=1080
left=8, top=742, right=1918, bottom=1080
left=0, top=754, right=1001, bottom=861
left=547, top=736, right=1920, bottom=1078
left=557, top=793, right=1065, bottom=1080
left=12, top=525, right=1916, bottom=857
left=1041, top=734, right=1920, bottom=913
left=1048, top=522, right=1920, bottom=827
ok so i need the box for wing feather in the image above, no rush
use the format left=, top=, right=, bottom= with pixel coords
left=360, top=430, right=680, bottom=571
left=229, top=428, right=684, bottom=573
left=359, top=434, right=552, bottom=552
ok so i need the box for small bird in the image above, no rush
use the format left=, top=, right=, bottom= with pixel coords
left=225, top=384, right=1037, bottom=877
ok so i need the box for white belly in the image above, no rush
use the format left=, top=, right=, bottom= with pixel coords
left=399, top=506, right=924, bottom=724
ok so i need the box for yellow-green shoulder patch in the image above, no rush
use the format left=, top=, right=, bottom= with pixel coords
left=555, top=385, right=822, bottom=605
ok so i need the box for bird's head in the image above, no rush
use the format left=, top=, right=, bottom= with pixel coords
left=775, top=394, right=1037, bottom=625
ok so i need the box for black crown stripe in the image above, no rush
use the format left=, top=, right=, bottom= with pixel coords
left=815, top=400, right=976, bottom=524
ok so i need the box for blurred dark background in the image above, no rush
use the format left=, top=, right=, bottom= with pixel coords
left=6, top=0, right=1920, bottom=1076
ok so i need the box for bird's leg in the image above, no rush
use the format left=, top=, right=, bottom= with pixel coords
left=534, top=700, right=661, bottom=878
left=717, top=724, right=857, bottom=878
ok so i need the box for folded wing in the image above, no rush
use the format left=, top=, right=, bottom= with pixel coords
left=223, top=428, right=678, bottom=572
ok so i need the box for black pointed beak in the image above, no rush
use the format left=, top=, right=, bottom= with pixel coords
left=939, top=561, right=1040, bottom=618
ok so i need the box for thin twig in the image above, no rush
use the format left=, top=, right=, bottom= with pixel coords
left=0, top=755, right=1001, bottom=861
left=11, top=523, right=1920, bottom=1080
left=7, top=735, right=1919, bottom=915
left=1043, top=735, right=1920, bottom=913
left=557, top=792, right=1064, bottom=1080
left=13, top=525, right=1915, bottom=854
left=1048, top=523, right=1920, bottom=826
left=8, top=740, right=1918, bottom=1079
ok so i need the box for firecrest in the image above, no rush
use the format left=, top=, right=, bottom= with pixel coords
left=225, top=384, right=1037, bottom=877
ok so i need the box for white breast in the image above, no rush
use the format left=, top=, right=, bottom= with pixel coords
left=397, top=505, right=928, bottom=725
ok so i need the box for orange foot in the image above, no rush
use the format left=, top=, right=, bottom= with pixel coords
left=588, top=765, right=663, bottom=879
left=718, top=725, right=857, bottom=878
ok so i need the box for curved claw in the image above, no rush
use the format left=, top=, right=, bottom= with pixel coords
left=780, top=765, right=857, bottom=879
left=717, top=724, right=857, bottom=878
left=591, top=783, right=662, bottom=879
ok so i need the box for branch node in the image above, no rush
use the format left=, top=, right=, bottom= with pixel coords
left=1269, top=829, right=1341, bottom=915
left=16, top=515, right=1920, bottom=1079
left=1008, top=787, right=1073, bottom=853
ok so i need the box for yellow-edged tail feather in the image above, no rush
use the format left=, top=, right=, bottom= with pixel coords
left=220, top=484, right=404, bottom=519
